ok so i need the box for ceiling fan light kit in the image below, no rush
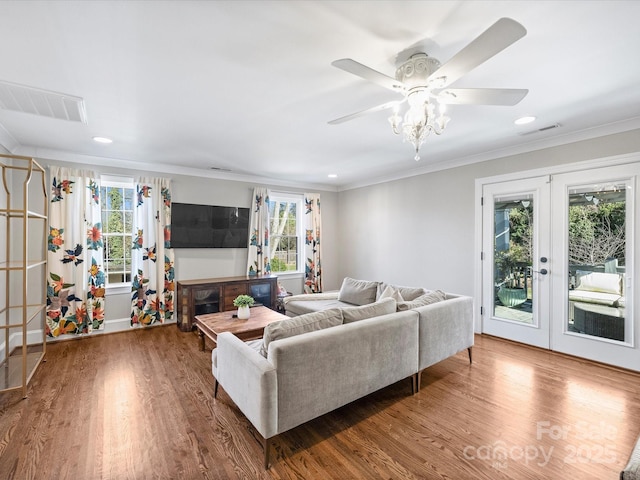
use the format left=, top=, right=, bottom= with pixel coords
left=389, top=53, right=450, bottom=161
left=330, top=17, right=529, bottom=161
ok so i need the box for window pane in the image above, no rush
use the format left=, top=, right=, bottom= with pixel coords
left=101, top=182, right=135, bottom=286
left=124, top=235, right=132, bottom=257
left=107, top=211, right=124, bottom=234
left=567, top=184, right=626, bottom=341
left=493, top=196, right=533, bottom=323
left=107, top=236, right=123, bottom=262
left=269, top=196, right=301, bottom=272
left=108, top=273, right=125, bottom=284
left=124, top=188, right=134, bottom=210
left=124, top=212, right=132, bottom=232
left=107, top=187, right=122, bottom=210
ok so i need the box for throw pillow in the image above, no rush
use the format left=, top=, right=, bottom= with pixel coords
left=337, top=277, right=379, bottom=306
left=376, top=285, right=404, bottom=302
left=397, top=289, right=446, bottom=311
left=261, top=308, right=343, bottom=356
left=396, top=286, right=427, bottom=301
left=341, top=297, right=397, bottom=324
left=378, top=285, right=404, bottom=302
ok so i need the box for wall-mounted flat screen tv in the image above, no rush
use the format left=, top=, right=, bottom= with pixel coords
left=171, top=203, right=250, bottom=248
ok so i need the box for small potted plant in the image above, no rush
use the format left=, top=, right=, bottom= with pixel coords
left=233, top=294, right=255, bottom=320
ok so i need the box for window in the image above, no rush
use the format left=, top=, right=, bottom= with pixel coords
left=100, top=177, right=134, bottom=286
left=269, top=193, right=303, bottom=274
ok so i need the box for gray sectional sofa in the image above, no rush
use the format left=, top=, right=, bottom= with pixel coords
left=212, top=277, right=474, bottom=468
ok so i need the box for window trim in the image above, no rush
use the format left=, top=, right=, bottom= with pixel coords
left=269, top=192, right=305, bottom=275
left=100, top=175, right=135, bottom=290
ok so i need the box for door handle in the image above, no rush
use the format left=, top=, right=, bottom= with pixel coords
left=534, top=269, right=548, bottom=275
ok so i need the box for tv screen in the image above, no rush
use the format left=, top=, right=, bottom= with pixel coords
left=171, top=203, right=250, bottom=248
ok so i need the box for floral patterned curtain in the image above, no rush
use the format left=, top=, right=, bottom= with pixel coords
left=246, top=187, right=271, bottom=276
left=304, top=193, right=323, bottom=293
left=46, top=167, right=105, bottom=336
left=130, top=177, right=174, bottom=326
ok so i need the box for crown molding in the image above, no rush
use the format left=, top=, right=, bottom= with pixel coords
left=337, top=116, right=640, bottom=191
left=12, top=146, right=339, bottom=193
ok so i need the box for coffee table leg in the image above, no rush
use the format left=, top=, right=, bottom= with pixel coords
left=198, top=328, right=205, bottom=351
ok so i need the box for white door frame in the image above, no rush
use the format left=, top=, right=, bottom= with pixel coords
left=474, top=152, right=640, bottom=371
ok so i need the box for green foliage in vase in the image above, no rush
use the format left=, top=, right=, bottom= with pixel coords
left=233, top=295, right=255, bottom=307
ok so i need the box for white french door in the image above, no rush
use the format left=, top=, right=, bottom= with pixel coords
left=550, top=165, right=637, bottom=369
left=480, top=164, right=639, bottom=371
left=482, top=176, right=551, bottom=349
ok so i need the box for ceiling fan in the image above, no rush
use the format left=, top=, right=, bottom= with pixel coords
left=329, top=17, right=528, bottom=160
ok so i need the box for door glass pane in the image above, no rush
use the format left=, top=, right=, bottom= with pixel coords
left=567, top=183, right=626, bottom=341
left=493, top=194, right=534, bottom=324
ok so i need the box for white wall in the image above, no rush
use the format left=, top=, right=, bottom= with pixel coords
left=336, top=129, right=640, bottom=295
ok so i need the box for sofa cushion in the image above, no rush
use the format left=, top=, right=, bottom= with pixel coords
left=337, top=277, right=379, bottom=306
left=285, top=299, right=350, bottom=316
left=397, top=289, right=446, bottom=311
left=341, top=298, right=397, bottom=324
left=576, top=271, right=621, bottom=295
left=261, top=308, right=343, bottom=356
left=569, top=289, right=621, bottom=306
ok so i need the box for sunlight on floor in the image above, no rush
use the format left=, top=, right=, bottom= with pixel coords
left=566, top=380, right=626, bottom=412
left=103, top=367, right=139, bottom=475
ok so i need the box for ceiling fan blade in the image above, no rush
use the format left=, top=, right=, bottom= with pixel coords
left=332, top=58, right=406, bottom=93
left=437, top=88, right=528, bottom=106
left=428, top=18, right=527, bottom=88
left=328, top=99, right=405, bottom=125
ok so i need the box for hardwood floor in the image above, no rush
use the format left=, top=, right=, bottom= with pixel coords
left=1, top=325, right=638, bottom=479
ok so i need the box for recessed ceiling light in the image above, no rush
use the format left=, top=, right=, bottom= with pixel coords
left=92, top=136, right=113, bottom=144
left=328, top=174, right=337, bottom=178
left=514, top=116, right=536, bottom=126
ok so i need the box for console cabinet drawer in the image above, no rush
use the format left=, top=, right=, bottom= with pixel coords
left=224, top=283, right=247, bottom=297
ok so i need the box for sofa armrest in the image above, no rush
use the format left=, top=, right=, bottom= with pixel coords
left=216, top=332, right=278, bottom=439
left=283, top=291, right=339, bottom=305
left=415, top=295, right=474, bottom=370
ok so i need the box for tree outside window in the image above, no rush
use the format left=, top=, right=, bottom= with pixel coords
left=569, top=198, right=625, bottom=267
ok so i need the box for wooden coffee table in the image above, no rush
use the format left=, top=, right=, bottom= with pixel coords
left=194, top=306, right=287, bottom=351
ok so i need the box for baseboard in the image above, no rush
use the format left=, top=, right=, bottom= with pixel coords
left=0, top=317, right=178, bottom=356
left=47, top=316, right=177, bottom=342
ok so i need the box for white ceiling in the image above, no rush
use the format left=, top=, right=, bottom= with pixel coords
left=0, top=1, right=639, bottom=191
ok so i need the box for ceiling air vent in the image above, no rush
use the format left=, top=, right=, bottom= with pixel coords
left=0, top=80, right=88, bottom=124
left=518, top=123, right=561, bottom=136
